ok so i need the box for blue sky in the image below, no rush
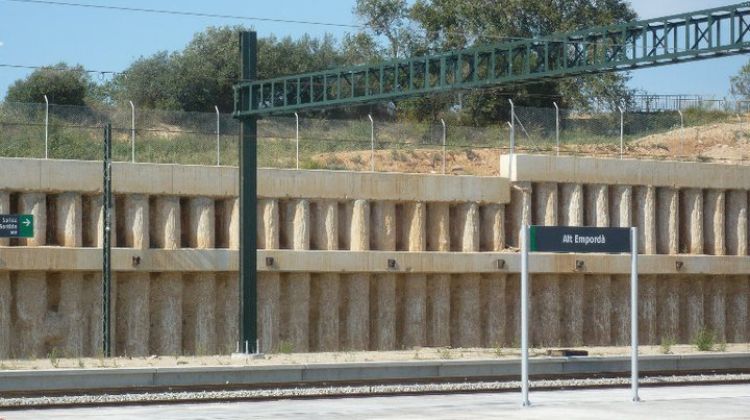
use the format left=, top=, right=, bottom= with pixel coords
left=0, top=0, right=745, bottom=100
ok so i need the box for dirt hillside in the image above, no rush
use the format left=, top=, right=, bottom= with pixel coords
left=306, top=120, right=750, bottom=176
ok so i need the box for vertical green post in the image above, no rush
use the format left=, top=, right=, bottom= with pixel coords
left=102, top=123, right=112, bottom=357
left=239, top=31, right=258, bottom=352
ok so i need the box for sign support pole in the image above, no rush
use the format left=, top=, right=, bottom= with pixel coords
left=522, top=224, right=636, bottom=405
left=631, top=226, right=640, bottom=402
left=520, top=225, right=530, bottom=407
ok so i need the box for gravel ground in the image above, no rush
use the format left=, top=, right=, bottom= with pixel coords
left=2, top=373, right=749, bottom=409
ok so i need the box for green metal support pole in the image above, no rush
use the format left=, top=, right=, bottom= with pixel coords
left=239, top=31, right=258, bottom=353
left=102, top=123, right=112, bottom=357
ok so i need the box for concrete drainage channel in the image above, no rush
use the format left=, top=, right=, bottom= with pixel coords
left=1, top=354, right=750, bottom=409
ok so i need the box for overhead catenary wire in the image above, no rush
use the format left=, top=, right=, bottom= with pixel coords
left=3, top=0, right=707, bottom=80
left=1, top=0, right=715, bottom=97
left=1, top=0, right=539, bottom=43
left=2, top=0, right=641, bottom=48
left=3, top=0, right=362, bottom=28
left=0, top=63, right=122, bottom=76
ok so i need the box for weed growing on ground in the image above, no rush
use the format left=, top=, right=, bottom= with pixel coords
left=195, top=345, right=208, bottom=357
left=718, top=341, right=728, bottom=352
left=660, top=336, right=676, bottom=354
left=694, top=328, right=715, bottom=352
left=494, top=345, right=504, bottom=358
left=438, top=348, right=452, bottom=360
left=324, top=156, right=347, bottom=170
left=299, top=158, right=325, bottom=170
left=278, top=341, right=294, bottom=354
left=48, top=348, right=60, bottom=368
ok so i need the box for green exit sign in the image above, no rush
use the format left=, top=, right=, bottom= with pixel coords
left=0, top=215, right=34, bottom=238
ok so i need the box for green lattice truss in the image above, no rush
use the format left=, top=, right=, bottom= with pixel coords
left=234, top=2, right=750, bottom=117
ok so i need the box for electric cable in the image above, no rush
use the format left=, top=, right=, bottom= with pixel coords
left=3, top=0, right=361, bottom=28
left=1, top=0, right=637, bottom=47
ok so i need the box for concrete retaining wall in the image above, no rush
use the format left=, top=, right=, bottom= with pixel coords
left=501, top=154, right=749, bottom=256
left=0, top=156, right=749, bottom=357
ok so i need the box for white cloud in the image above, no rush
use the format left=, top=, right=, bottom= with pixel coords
left=0, top=41, right=4, bottom=47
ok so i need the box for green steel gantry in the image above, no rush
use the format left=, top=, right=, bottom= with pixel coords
left=233, top=3, right=750, bottom=350
left=235, top=2, right=750, bottom=117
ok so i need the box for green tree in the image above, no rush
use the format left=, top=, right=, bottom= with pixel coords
left=408, top=0, right=637, bottom=118
left=354, top=0, right=417, bottom=58
left=411, top=0, right=635, bottom=49
left=258, top=32, right=343, bottom=78
left=111, top=26, right=240, bottom=113
left=173, top=26, right=239, bottom=112
left=110, top=52, right=180, bottom=110
left=347, top=0, right=637, bottom=122
left=340, top=32, right=382, bottom=65
left=5, top=63, right=92, bottom=105
left=110, top=26, right=348, bottom=113
left=731, top=61, right=750, bottom=100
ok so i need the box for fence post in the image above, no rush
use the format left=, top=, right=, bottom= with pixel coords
left=677, top=109, right=684, bottom=157
left=507, top=121, right=515, bottom=165
left=618, top=105, right=625, bottom=159
left=43, top=94, right=49, bottom=159
left=440, top=118, right=446, bottom=174
left=553, top=102, right=560, bottom=156
left=215, top=105, right=221, bottom=166
left=129, top=101, right=135, bottom=163
left=294, top=112, right=300, bottom=170
left=508, top=99, right=515, bottom=157
left=368, top=114, right=375, bottom=172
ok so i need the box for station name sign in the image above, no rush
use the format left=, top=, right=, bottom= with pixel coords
left=529, top=226, right=631, bottom=254
left=0, top=214, right=34, bottom=238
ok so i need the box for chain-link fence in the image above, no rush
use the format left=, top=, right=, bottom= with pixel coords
left=0, top=101, right=236, bottom=165
left=1, top=100, right=748, bottom=175
left=632, top=95, right=750, bottom=113
left=511, top=105, right=749, bottom=164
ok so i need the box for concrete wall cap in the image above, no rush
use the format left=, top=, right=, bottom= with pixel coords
left=501, top=154, right=750, bottom=190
